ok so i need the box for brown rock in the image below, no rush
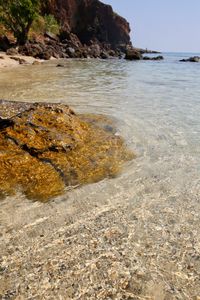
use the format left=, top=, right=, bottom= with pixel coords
left=0, top=101, right=134, bottom=201
left=32, top=60, right=41, bottom=65
left=42, top=0, right=131, bottom=51
left=125, top=48, right=142, bottom=60
left=6, top=48, right=19, bottom=56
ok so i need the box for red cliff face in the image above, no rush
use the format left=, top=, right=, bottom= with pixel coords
left=43, top=0, right=131, bottom=50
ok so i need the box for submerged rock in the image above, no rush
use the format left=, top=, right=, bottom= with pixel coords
left=0, top=101, right=134, bottom=201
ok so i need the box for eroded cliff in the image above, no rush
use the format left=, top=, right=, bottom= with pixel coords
left=42, top=0, right=131, bottom=50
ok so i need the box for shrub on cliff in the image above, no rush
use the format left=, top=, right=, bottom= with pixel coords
left=31, top=14, right=60, bottom=35
left=0, top=0, right=40, bottom=45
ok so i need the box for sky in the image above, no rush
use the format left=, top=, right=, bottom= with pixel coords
left=102, top=0, right=200, bottom=53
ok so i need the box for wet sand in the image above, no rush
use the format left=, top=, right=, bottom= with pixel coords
left=0, top=52, right=41, bottom=68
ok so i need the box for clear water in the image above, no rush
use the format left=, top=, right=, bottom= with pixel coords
left=1, top=53, right=200, bottom=298
left=0, top=52, right=200, bottom=199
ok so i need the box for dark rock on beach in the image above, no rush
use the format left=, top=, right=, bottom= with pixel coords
left=180, top=56, right=200, bottom=62
left=0, top=36, right=12, bottom=51
left=6, top=47, right=19, bottom=56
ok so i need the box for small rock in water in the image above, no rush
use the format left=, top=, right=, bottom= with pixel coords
left=57, top=63, right=65, bottom=67
left=180, top=56, right=200, bottom=62
left=143, top=55, right=164, bottom=60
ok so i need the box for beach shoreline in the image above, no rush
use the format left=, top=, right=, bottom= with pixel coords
left=0, top=51, right=42, bottom=68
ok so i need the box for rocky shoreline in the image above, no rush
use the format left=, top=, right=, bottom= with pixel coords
left=0, top=0, right=161, bottom=63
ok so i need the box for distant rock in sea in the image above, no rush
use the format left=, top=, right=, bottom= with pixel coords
left=124, top=47, right=142, bottom=60
left=180, top=56, right=200, bottom=62
left=143, top=55, right=164, bottom=61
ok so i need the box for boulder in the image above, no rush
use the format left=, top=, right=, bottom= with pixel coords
left=108, top=50, right=116, bottom=57
left=32, top=61, right=42, bottom=65
left=19, top=43, right=44, bottom=58
left=38, top=50, right=52, bottom=60
left=0, top=100, right=134, bottom=201
left=0, top=36, right=11, bottom=51
left=6, top=48, right=19, bottom=56
left=125, top=48, right=142, bottom=60
left=180, top=56, right=200, bottom=62
left=44, top=31, right=59, bottom=42
left=100, top=51, right=109, bottom=59
left=66, top=47, right=76, bottom=57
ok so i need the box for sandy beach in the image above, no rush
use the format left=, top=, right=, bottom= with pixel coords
left=0, top=52, right=41, bottom=68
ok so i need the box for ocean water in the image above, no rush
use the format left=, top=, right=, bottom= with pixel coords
left=0, top=53, right=200, bottom=298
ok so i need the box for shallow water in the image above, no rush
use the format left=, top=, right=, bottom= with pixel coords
left=0, top=53, right=200, bottom=299
left=0, top=53, right=200, bottom=193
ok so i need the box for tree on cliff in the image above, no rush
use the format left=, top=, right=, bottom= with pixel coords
left=0, top=0, right=40, bottom=45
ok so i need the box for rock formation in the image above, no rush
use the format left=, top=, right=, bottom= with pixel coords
left=0, top=0, right=132, bottom=59
left=42, top=0, right=131, bottom=50
left=124, top=47, right=142, bottom=60
left=15, top=0, right=132, bottom=59
left=0, top=100, right=134, bottom=201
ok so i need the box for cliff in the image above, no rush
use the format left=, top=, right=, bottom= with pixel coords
left=0, top=0, right=132, bottom=59
left=42, top=0, right=131, bottom=50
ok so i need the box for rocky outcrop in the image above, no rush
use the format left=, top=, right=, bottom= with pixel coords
left=0, top=100, right=134, bottom=201
left=17, top=0, right=132, bottom=60
left=1, top=0, right=132, bottom=59
left=42, top=0, right=131, bottom=51
left=180, top=56, right=200, bottom=62
left=124, top=48, right=142, bottom=60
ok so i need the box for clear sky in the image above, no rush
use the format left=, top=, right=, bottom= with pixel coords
left=102, top=0, right=200, bottom=53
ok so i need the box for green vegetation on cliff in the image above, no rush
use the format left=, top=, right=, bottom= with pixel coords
left=0, top=0, right=40, bottom=44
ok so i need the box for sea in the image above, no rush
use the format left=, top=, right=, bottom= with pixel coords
left=0, top=52, right=200, bottom=298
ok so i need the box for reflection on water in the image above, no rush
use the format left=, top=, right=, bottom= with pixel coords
left=0, top=54, right=200, bottom=299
